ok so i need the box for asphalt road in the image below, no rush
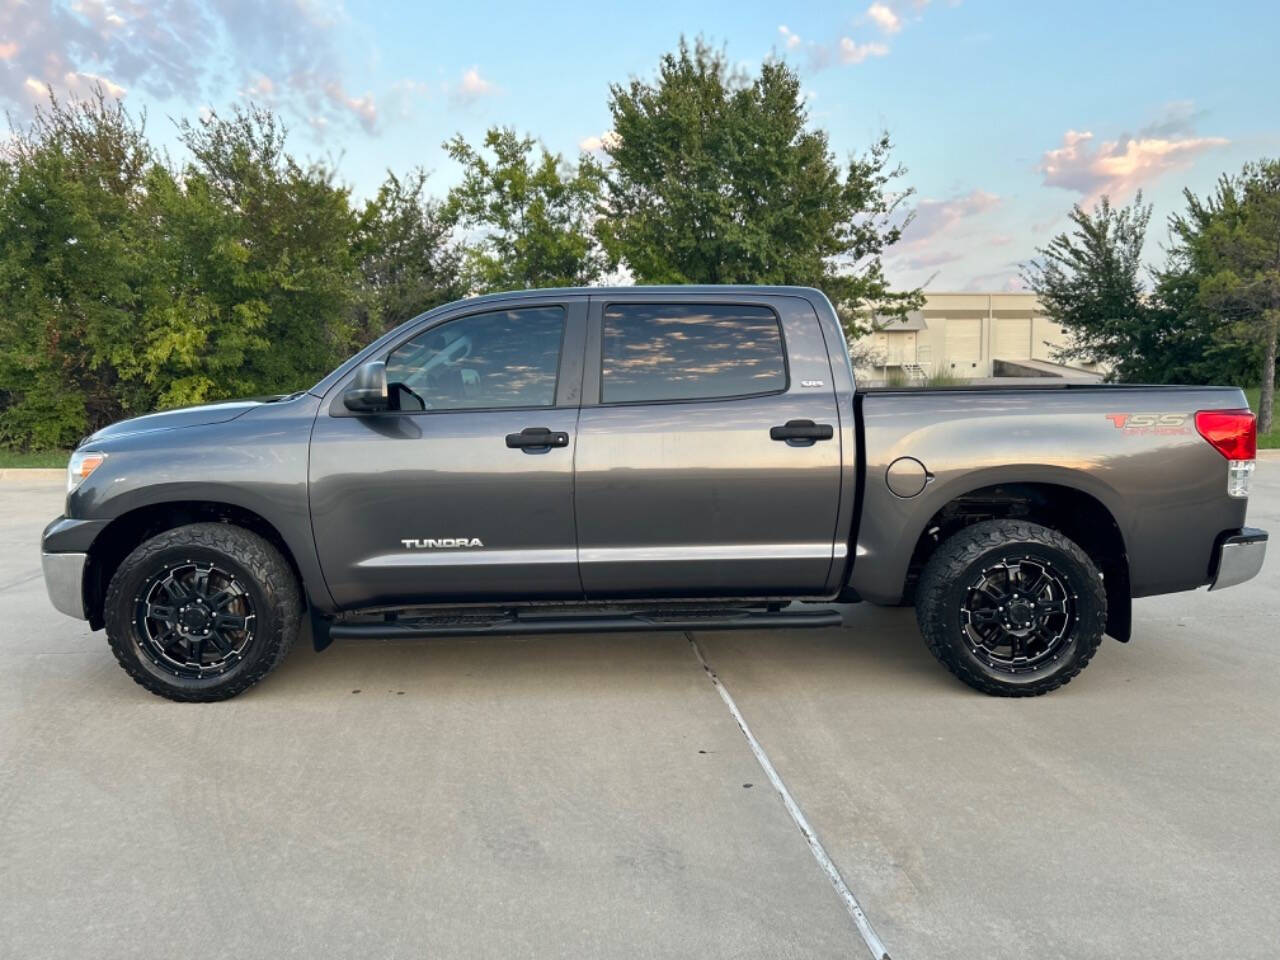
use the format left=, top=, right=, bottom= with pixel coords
left=2, top=462, right=1278, bottom=959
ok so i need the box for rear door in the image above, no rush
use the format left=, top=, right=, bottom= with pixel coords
left=309, top=297, right=587, bottom=609
left=573, top=293, right=844, bottom=598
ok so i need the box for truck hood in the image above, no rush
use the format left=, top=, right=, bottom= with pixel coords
left=83, top=398, right=276, bottom=444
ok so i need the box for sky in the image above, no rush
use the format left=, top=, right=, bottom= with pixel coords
left=3, top=0, right=1278, bottom=292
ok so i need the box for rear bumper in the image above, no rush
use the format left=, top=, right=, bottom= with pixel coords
left=1209, top=527, right=1268, bottom=591
left=42, top=551, right=88, bottom=619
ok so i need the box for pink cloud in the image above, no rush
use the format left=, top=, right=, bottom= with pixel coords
left=324, top=80, right=377, bottom=133
left=1038, top=128, right=1229, bottom=203
left=451, top=66, right=498, bottom=105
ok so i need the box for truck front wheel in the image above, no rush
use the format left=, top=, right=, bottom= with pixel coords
left=915, top=520, right=1106, bottom=697
left=103, top=523, right=302, bottom=702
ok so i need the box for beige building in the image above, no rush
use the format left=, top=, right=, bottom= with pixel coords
left=855, top=292, right=1104, bottom=383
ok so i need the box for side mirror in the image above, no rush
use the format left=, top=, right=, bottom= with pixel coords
left=343, top=361, right=389, bottom=413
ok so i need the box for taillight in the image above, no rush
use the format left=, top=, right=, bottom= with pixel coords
left=1196, top=409, right=1256, bottom=498
left=1195, top=409, right=1257, bottom=459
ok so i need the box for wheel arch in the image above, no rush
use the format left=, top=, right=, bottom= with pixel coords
left=903, top=480, right=1131, bottom=642
left=84, top=500, right=309, bottom=629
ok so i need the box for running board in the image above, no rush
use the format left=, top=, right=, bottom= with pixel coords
left=327, top=607, right=844, bottom=640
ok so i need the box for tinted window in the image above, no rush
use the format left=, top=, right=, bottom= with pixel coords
left=385, top=306, right=564, bottom=411
left=601, top=303, right=787, bottom=403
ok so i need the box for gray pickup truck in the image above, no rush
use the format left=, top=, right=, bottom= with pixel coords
left=41, top=286, right=1267, bottom=701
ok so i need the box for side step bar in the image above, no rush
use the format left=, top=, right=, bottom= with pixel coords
left=327, top=607, right=844, bottom=641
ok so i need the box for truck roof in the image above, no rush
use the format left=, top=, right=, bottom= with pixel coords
left=437, top=284, right=830, bottom=305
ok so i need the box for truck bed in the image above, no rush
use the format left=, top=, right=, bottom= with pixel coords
left=849, top=383, right=1250, bottom=605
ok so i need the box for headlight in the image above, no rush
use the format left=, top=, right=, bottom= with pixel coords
left=67, top=450, right=107, bottom=493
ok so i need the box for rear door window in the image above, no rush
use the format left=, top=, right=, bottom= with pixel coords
left=600, top=303, right=787, bottom=404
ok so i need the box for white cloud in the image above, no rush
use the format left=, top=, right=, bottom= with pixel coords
left=452, top=66, right=497, bottom=104
left=1038, top=126, right=1228, bottom=203
left=838, top=37, right=889, bottom=64
left=908, top=189, right=1001, bottom=239
left=866, top=3, right=902, bottom=33
left=23, top=70, right=126, bottom=100
left=890, top=189, right=1003, bottom=276
left=71, top=0, right=127, bottom=32
left=578, top=130, right=620, bottom=152
left=962, top=269, right=1025, bottom=293
left=1, top=0, right=384, bottom=135
left=796, top=0, right=951, bottom=71
left=64, top=70, right=126, bottom=98
left=903, top=248, right=963, bottom=270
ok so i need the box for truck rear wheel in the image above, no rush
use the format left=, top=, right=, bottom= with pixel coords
left=915, top=520, right=1106, bottom=697
left=103, top=523, right=302, bottom=702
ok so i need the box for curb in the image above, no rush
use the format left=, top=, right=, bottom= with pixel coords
left=0, top=468, right=65, bottom=482
left=1258, top=449, right=1280, bottom=460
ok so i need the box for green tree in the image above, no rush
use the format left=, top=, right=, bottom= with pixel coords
left=350, top=169, right=465, bottom=342
left=600, top=39, right=919, bottom=336
left=0, top=91, right=167, bottom=447
left=1025, top=194, right=1170, bottom=381
left=177, top=106, right=359, bottom=394
left=1148, top=250, right=1257, bottom=387
left=1169, top=160, right=1280, bottom=433
left=444, top=127, right=609, bottom=292
left=0, top=96, right=369, bottom=450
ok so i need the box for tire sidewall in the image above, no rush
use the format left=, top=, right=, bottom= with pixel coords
left=106, top=537, right=282, bottom=698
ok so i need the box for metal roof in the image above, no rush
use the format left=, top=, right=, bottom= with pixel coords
left=873, top=310, right=928, bottom=331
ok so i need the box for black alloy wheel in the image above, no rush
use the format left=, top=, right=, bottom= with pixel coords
left=959, top=556, right=1076, bottom=674
left=135, top=560, right=257, bottom=679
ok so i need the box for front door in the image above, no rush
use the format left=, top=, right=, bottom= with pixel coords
left=309, top=298, right=587, bottom=609
left=573, top=295, right=844, bottom=598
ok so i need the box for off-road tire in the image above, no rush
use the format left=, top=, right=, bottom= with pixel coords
left=915, top=520, right=1106, bottom=697
left=104, top=523, right=302, bottom=702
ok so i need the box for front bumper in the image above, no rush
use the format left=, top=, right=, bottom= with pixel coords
left=1209, top=527, right=1268, bottom=591
left=42, top=551, right=88, bottom=619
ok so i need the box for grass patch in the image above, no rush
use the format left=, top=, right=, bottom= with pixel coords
left=0, top=449, right=69, bottom=468
left=925, top=371, right=968, bottom=388
left=1244, top=387, right=1279, bottom=449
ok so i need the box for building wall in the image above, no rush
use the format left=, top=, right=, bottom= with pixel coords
left=855, top=292, right=1102, bottom=381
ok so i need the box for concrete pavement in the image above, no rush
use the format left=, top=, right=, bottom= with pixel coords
left=2, top=464, right=1278, bottom=959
